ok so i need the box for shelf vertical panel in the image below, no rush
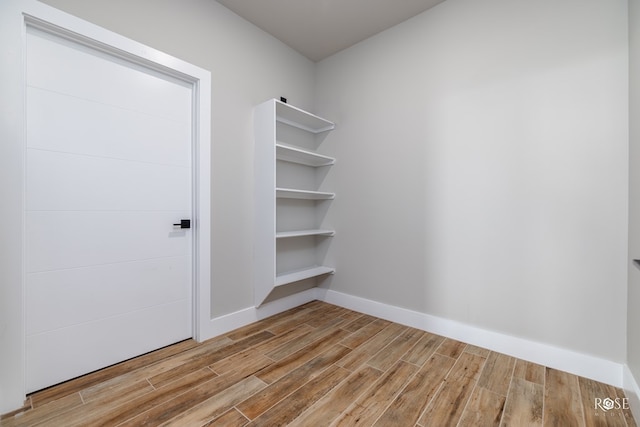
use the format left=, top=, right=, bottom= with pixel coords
left=253, top=100, right=277, bottom=307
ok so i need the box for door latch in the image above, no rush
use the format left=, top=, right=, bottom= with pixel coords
left=173, top=219, right=191, bottom=229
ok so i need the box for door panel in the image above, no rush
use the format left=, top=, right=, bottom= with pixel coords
left=25, top=26, right=193, bottom=392
left=26, top=300, right=190, bottom=393
left=26, top=211, right=190, bottom=272
left=26, top=257, right=190, bottom=335
left=27, top=87, right=191, bottom=167
left=27, top=149, right=191, bottom=212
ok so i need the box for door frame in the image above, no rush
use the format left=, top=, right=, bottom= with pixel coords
left=0, top=1, right=211, bottom=412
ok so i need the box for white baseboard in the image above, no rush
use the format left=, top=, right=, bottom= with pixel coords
left=624, top=365, right=640, bottom=422
left=199, top=288, right=317, bottom=339
left=317, top=288, right=624, bottom=387
left=198, top=287, right=623, bottom=388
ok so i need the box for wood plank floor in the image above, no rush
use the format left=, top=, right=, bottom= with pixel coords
left=2, top=301, right=636, bottom=426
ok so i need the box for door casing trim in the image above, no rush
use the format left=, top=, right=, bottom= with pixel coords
left=0, top=0, right=211, bottom=412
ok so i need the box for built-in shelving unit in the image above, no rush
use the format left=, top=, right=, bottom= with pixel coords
left=254, top=99, right=336, bottom=306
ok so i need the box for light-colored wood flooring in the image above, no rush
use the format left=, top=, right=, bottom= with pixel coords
left=2, top=301, right=636, bottom=426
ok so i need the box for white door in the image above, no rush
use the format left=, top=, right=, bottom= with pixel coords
left=25, top=26, right=194, bottom=392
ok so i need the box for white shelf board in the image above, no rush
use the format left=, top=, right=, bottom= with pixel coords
left=276, top=143, right=335, bottom=167
left=276, top=229, right=335, bottom=239
left=275, top=265, right=335, bottom=287
left=275, top=99, right=335, bottom=133
left=276, top=188, right=335, bottom=200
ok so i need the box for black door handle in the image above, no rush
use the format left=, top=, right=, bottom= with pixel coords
left=173, top=219, right=191, bottom=229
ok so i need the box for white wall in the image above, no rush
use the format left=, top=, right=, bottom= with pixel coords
left=316, top=0, right=629, bottom=362
left=38, top=0, right=317, bottom=317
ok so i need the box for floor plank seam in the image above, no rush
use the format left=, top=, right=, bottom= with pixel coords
left=541, top=368, right=546, bottom=427
left=340, top=322, right=392, bottom=352
left=288, top=363, right=373, bottom=426
left=457, top=382, right=482, bottom=427
left=231, top=406, right=250, bottom=424
left=500, top=365, right=517, bottom=427
left=457, top=354, right=490, bottom=427
left=262, top=354, right=278, bottom=363
left=575, top=373, right=587, bottom=426
left=415, top=352, right=457, bottom=427
left=248, top=357, right=340, bottom=421
left=371, top=359, right=425, bottom=427
left=416, top=400, right=431, bottom=427
left=138, top=369, right=232, bottom=426
left=496, top=353, right=519, bottom=426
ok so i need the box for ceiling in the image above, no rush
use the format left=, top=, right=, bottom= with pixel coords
left=215, top=0, right=447, bottom=62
